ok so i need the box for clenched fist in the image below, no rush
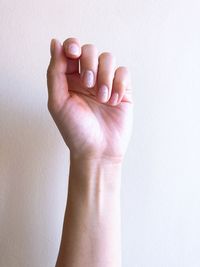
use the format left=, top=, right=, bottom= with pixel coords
left=46, top=37, right=134, bottom=162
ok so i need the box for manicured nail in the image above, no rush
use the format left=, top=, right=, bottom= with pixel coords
left=83, top=70, right=95, bottom=88
left=98, top=85, right=109, bottom=103
left=68, top=43, right=80, bottom=56
left=110, top=92, right=119, bottom=105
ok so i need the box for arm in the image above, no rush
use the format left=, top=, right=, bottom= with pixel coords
left=46, top=37, right=133, bottom=267
left=56, top=157, right=122, bottom=267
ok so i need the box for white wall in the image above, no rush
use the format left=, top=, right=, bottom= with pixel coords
left=1, top=0, right=200, bottom=266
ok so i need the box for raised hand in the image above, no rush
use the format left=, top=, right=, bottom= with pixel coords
left=47, top=37, right=133, bottom=161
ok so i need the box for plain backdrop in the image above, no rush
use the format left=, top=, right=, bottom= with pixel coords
left=0, top=0, right=200, bottom=266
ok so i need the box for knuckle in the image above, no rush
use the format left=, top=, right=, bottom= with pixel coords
left=63, top=37, right=80, bottom=46
left=98, top=71, right=114, bottom=87
left=47, top=93, right=66, bottom=114
left=114, top=67, right=130, bottom=86
left=114, top=80, right=125, bottom=91
left=47, top=98, right=60, bottom=114
left=81, top=44, right=98, bottom=57
left=82, top=43, right=95, bottom=50
left=47, top=66, right=59, bottom=79
left=99, top=52, right=115, bottom=61
left=100, top=70, right=115, bottom=80
left=117, top=66, right=129, bottom=73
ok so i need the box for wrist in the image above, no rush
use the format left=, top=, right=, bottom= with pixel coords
left=68, top=153, right=122, bottom=196
left=69, top=152, right=124, bottom=165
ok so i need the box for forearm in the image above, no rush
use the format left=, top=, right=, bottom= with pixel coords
left=55, top=155, right=122, bottom=267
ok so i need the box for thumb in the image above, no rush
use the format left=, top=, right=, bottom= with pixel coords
left=47, top=39, right=70, bottom=113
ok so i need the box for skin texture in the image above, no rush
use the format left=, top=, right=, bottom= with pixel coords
left=46, top=37, right=134, bottom=267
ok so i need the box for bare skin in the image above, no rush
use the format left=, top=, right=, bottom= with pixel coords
left=47, top=37, right=134, bottom=267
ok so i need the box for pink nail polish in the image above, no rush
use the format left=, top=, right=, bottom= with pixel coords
left=98, top=85, right=109, bottom=102
left=68, top=43, right=80, bottom=56
left=83, top=70, right=95, bottom=88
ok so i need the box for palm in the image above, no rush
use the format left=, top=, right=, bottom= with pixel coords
left=53, top=74, right=133, bottom=160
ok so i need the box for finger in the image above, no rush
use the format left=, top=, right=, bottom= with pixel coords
left=109, top=66, right=131, bottom=106
left=66, top=58, right=79, bottom=74
left=63, top=37, right=81, bottom=59
left=63, top=37, right=81, bottom=74
left=97, top=52, right=116, bottom=103
left=80, top=44, right=98, bottom=89
left=47, top=39, right=69, bottom=112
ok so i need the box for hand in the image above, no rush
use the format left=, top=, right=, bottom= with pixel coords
left=47, top=37, right=133, bottom=161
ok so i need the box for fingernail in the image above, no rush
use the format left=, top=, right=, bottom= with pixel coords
left=83, top=70, right=95, bottom=88
left=68, top=43, right=80, bottom=56
left=110, top=92, right=119, bottom=105
left=98, top=85, right=109, bottom=103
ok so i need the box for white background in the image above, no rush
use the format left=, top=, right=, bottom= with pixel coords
left=0, top=0, right=200, bottom=266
